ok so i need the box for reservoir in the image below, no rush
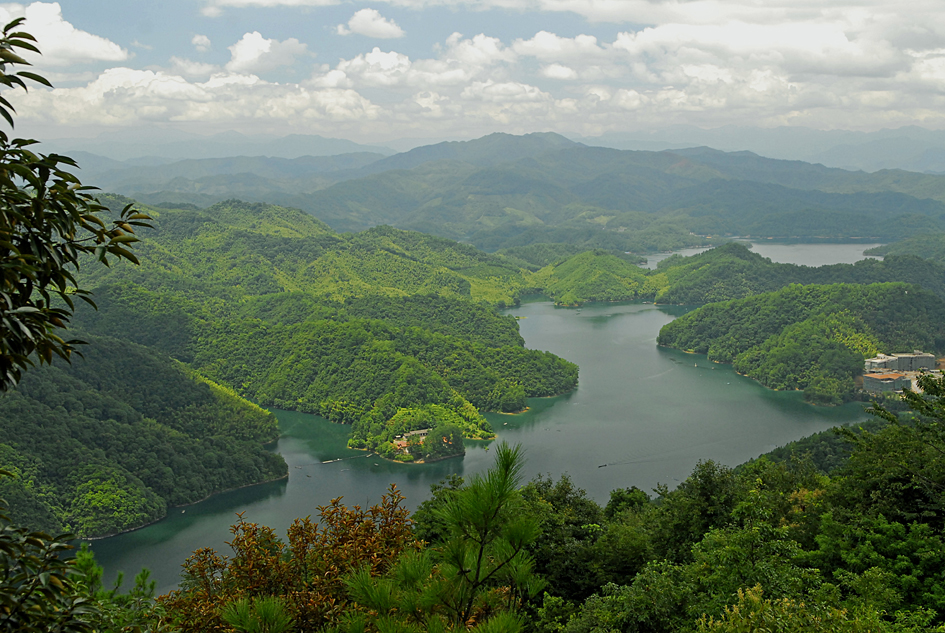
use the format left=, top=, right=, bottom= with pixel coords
left=89, top=245, right=878, bottom=594
left=641, top=242, right=881, bottom=269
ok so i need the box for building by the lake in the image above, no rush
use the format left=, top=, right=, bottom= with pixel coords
left=865, top=351, right=935, bottom=372
left=863, top=372, right=912, bottom=393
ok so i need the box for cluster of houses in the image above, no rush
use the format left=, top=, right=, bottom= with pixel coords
left=862, top=351, right=940, bottom=393
left=392, top=428, right=430, bottom=452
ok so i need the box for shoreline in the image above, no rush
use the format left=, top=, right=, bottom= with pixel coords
left=660, top=343, right=865, bottom=407
left=82, top=473, right=289, bottom=541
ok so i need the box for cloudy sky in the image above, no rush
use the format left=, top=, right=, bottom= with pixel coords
left=3, top=0, right=945, bottom=143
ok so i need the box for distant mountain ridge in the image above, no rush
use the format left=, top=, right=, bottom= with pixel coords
left=73, top=132, right=945, bottom=252
left=576, top=124, right=945, bottom=173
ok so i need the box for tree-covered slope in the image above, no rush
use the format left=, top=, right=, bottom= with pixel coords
left=496, top=243, right=645, bottom=270
left=91, top=197, right=531, bottom=304
left=73, top=199, right=579, bottom=459
left=0, top=334, right=286, bottom=537
left=512, top=241, right=945, bottom=307
left=657, top=283, right=945, bottom=403
left=530, top=250, right=655, bottom=305
left=651, top=242, right=945, bottom=304
left=865, top=232, right=945, bottom=264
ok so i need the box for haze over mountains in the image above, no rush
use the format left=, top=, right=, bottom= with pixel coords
left=73, top=131, right=945, bottom=254
left=49, top=125, right=945, bottom=174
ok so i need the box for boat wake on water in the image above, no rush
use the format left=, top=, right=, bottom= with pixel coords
left=321, top=454, right=373, bottom=464
left=294, top=454, right=375, bottom=468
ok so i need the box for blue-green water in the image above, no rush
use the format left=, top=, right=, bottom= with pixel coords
left=89, top=299, right=870, bottom=594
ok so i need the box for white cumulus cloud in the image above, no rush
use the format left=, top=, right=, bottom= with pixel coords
left=201, top=0, right=338, bottom=16
left=541, top=63, right=577, bottom=80
left=192, top=35, right=212, bottom=53
left=225, top=32, right=309, bottom=74
left=513, top=32, right=604, bottom=61
left=0, top=2, right=128, bottom=66
left=170, top=57, right=218, bottom=78
left=337, top=9, right=405, bottom=39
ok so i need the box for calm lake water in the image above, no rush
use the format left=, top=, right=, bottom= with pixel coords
left=89, top=244, right=879, bottom=594
left=641, top=242, right=881, bottom=269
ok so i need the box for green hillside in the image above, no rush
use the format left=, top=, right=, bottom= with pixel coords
left=651, top=242, right=945, bottom=304
left=515, top=241, right=945, bottom=308
left=657, top=283, right=945, bottom=403
left=0, top=334, right=285, bottom=537
left=865, top=232, right=945, bottom=264
left=530, top=250, right=653, bottom=305
left=73, top=199, right=578, bottom=462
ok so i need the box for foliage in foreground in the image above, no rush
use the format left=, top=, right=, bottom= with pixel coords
left=0, top=20, right=150, bottom=391
left=159, top=445, right=542, bottom=633
left=0, top=478, right=165, bottom=633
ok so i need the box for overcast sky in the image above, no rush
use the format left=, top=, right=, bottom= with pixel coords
left=4, top=0, right=945, bottom=143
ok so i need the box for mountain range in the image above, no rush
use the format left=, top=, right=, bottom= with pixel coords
left=70, top=132, right=945, bottom=253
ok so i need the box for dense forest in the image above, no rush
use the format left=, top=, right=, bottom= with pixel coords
left=8, top=193, right=944, bottom=536
left=0, top=333, right=285, bottom=537
left=74, top=198, right=945, bottom=418
left=503, top=241, right=945, bottom=309
left=24, top=375, right=945, bottom=632
left=650, top=243, right=945, bottom=304
left=70, top=199, right=578, bottom=462
left=866, top=232, right=945, bottom=264
left=657, top=283, right=945, bottom=404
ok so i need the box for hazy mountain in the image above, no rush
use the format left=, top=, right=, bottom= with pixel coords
left=86, top=153, right=386, bottom=192
left=79, top=132, right=945, bottom=251
left=575, top=125, right=945, bottom=173
left=44, top=129, right=394, bottom=162
left=352, top=131, right=581, bottom=176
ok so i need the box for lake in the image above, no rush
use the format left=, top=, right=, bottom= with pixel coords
left=641, top=242, right=882, bottom=269
left=88, top=244, right=878, bottom=595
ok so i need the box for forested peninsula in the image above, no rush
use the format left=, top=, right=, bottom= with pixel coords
left=658, top=283, right=945, bottom=404
left=866, top=232, right=945, bottom=264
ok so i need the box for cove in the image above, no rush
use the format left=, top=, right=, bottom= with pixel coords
left=88, top=244, right=881, bottom=595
